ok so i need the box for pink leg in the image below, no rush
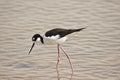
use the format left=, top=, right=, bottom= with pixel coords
left=59, top=45, right=73, bottom=80
left=56, top=44, right=60, bottom=80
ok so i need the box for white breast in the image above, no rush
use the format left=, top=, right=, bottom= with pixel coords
left=43, top=35, right=67, bottom=45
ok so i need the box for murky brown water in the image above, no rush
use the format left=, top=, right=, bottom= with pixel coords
left=0, top=0, right=120, bottom=80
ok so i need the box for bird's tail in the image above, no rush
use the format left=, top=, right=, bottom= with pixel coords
left=74, top=27, right=86, bottom=32
left=68, top=27, right=86, bottom=33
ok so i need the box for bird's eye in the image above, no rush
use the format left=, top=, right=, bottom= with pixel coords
left=32, top=38, right=35, bottom=41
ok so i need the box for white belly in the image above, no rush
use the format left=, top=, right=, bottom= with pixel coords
left=44, top=36, right=67, bottom=45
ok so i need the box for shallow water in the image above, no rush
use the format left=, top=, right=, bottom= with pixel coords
left=0, top=0, right=120, bottom=80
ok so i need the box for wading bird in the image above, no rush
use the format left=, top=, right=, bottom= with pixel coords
left=28, top=28, right=85, bottom=80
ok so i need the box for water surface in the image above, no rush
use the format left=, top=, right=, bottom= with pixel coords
left=0, top=0, right=120, bottom=80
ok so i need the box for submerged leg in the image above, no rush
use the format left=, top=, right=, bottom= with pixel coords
left=59, top=45, right=73, bottom=80
left=56, top=44, right=60, bottom=80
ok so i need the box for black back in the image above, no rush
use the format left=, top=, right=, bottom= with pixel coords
left=45, top=28, right=85, bottom=38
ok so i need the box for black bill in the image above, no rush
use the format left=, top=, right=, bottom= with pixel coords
left=28, top=43, right=35, bottom=55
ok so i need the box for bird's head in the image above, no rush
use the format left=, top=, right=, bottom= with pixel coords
left=32, top=34, right=42, bottom=42
left=28, top=34, right=43, bottom=54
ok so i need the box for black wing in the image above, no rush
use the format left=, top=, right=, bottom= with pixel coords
left=45, top=28, right=85, bottom=38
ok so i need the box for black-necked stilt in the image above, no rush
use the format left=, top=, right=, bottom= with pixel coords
left=28, top=28, right=85, bottom=80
